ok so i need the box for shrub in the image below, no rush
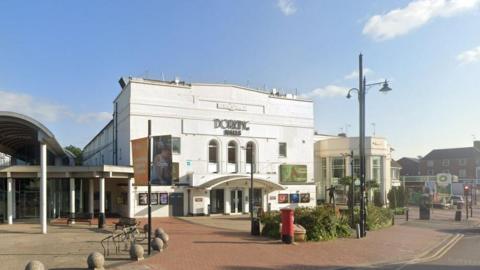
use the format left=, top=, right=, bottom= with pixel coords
left=260, top=211, right=281, bottom=239
left=387, top=187, right=408, bottom=209
left=366, top=205, right=393, bottom=231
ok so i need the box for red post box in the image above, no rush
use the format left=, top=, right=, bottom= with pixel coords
left=281, top=208, right=294, bottom=244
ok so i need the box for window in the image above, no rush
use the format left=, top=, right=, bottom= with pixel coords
left=459, top=159, right=466, bottom=166
left=279, top=142, right=287, bottom=157
left=442, top=159, right=450, bottom=166
left=246, top=142, right=255, bottom=164
left=228, top=141, right=237, bottom=164
left=371, top=156, right=382, bottom=183
left=208, top=140, right=218, bottom=163
left=459, top=169, right=467, bottom=178
left=321, top=158, right=327, bottom=182
left=427, top=169, right=434, bottom=175
left=353, top=157, right=360, bottom=179
left=427, top=160, right=434, bottom=167
left=331, top=157, right=345, bottom=179
left=172, top=137, right=181, bottom=154
left=442, top=169, right=450, bottom=174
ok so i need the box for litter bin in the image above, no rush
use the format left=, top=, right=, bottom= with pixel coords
left=251, top=218, right=260, bottom=236
left=281, top=208, right=294, bottom=244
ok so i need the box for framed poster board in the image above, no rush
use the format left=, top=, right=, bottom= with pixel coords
left=290, top=193, right=300, bottom=203
left=150, top=193, right=159, bottom=205
left=278, top=193, right=289, bottom=204
left=300, top=193, right=310, bottom=203
left=159, top=193, right=169, bottom=205
left=139, top=193, right=148, bottom=205
left=279, top=164, right=307, bottom=183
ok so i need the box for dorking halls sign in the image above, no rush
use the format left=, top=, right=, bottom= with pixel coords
left=279, top=164, right=307, bottom=183
left=214, top=119, right=249, bottom=136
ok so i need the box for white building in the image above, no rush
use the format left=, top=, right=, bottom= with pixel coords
left=83, top=77, right=317, bottom=217
left=314, top=134, right=394, bottom=205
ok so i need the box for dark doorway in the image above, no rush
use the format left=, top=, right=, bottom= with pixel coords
left=210, top=189, right=224, bottom=214
left=170, top=192, right=184, bottom=216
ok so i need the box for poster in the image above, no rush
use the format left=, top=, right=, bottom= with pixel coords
left=290, top=193, right=300, bottom=203
left=131, top=137, right=149, bottom=185
left=150, top=193, right=159, bottom=205
left=278, top=194, right=289, bottom=204
left=139, top=193, right=148, bottom=205
left=300, top=193, right=310, bottom=203
left=152, top=135, right=173, bottom=185
left=279, top=165, right=307, bottom=183
left=159, top=193, right=169, bottom=205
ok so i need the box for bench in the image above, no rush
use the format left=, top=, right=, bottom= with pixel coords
left=67, top=213, right=93, bottom=225
left=114, top=217, right=138, bottom=231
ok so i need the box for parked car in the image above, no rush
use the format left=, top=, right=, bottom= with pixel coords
left=450, top=195, right=465, bottom=205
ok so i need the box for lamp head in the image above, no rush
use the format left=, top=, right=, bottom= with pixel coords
left=379, top=80, right=392, bottom=94
left=346, top=92, right=352, bottom=99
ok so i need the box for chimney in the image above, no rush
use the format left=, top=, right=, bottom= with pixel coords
left=474, top=141, right=480, bottom=151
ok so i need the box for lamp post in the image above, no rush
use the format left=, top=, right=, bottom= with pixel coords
left=242, top=144, right=255, bottom=235
left=347, top=54, right=392, bottom=238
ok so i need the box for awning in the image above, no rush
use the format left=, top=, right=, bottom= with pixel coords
left=197, top=175, right=285, bottom=191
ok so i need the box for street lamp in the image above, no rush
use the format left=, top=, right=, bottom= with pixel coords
left=346, top=54, right=392, bottom=238
left=242, top=144, right=256, bottom=235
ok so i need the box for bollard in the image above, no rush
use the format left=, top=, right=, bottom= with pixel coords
left=154, top=227, right=165, bottom=238
left=159, top=232, right=169, bottom=248
left=356, top=223, right=361, bottom=239
left=130, top=244, right=145, bottom=261
left=151, top=237, right=164, bottom=252
left=405, top=208, right=409, bottom=221
left=392, top=215, right=395, bottom=225
left=25, top=260, right=45, bottom=270
left=87, top=252, right=105, bottom=270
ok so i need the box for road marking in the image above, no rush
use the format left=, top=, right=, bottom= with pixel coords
left=394, top=233, right=464, bottom=270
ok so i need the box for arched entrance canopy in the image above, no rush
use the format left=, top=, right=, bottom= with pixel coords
left=197, top=175, right=285, bottom=191
left=0, top=111, right=66, bottom=164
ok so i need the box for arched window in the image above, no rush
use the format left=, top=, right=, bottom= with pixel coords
left=246, top=141, right=256, bottom=173
left=208, top=140, right=218, bottom=163
left=228, top=141, right=237, bottom=164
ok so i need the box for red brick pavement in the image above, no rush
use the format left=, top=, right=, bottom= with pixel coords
left=112, top=217, right=448, bottom=270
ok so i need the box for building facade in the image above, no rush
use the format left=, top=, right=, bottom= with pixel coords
left=83, top=77, right=317, bottom=217
left=314, top=134, right=394, bottom=205
left=419, top=141, right=480, bottom=180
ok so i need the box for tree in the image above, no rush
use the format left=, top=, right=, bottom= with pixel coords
left=65, top=145, right=83, bottom=165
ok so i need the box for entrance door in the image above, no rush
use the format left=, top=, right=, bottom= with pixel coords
left=210, top=189, right=224, bottom=214
left=170, top=193, right=184, bottom=217
left=230, top=190, right=243, bottom=213
left=253, top=188, right=262, bottom=211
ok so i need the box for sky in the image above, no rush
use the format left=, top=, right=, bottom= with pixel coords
left=1, top=0, right=480, bottom=159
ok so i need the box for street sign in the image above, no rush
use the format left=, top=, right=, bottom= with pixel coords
left=392, top=180, right=401, bottom=187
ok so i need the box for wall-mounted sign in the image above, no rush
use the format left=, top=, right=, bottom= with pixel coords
left=217, top=103, right=247, bottom=111
left=194, top=197, right=203, bottom=202
left=213, top=119, right=249, bottom=136
left=139, top=193, right=148, bottom=205
left=279, top=164, right=307, bottom=183
left=159, top=193, right=169, bottom=205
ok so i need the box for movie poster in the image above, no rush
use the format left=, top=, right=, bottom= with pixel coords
left=151, top=135, right=173, bottom=185
left=290, top=193, right=300, bottom=203
left=150, top=193, right=159, bottom=205
left=139, top=193, right=148, bottom=205
left=300, top=193, right=310, bottom=203
left=278, top=194, right=289, bottom=204
left=159, top=193, right=169, bottom=205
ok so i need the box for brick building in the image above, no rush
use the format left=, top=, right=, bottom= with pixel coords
left=419, top=141, right=480, bottom=180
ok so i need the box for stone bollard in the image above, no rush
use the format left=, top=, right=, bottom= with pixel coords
left=159, top=231, right=170, bottom=248
left=151, top=237, right=164, bottom=252
left=143, top=224, right=150, bottom=234
left=130, top=244, right=145, bottom=261
left=25, top=260, right=45, bottom=270
left=154, top=227, right=165, bottom=238
left=87, top=251, right=105, bottom=270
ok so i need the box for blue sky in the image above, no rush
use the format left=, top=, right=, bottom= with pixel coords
left=1, top=0, right=480, bottom=158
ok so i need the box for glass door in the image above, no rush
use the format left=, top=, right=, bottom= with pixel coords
left=230, top=190, right=243, bottom=213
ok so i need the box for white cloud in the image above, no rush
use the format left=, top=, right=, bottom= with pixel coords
left=363, top=0, right=480, bottom=41
left=344, top=68, right=374, bottom=80
left=277, top=0, right=296, bottom=16
left=303, top=85, right=348, bottom=98
left=457, top=46, right=480, bottom=64
left=0, top=90, right=111, bottom=124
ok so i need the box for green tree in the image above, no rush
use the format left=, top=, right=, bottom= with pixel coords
left=65, top=145, right=83, bottom=165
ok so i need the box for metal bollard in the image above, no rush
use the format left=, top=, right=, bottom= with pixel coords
left=356, top=223, right=361, bottom=239
left=406, top=208, right=409, bottom=221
